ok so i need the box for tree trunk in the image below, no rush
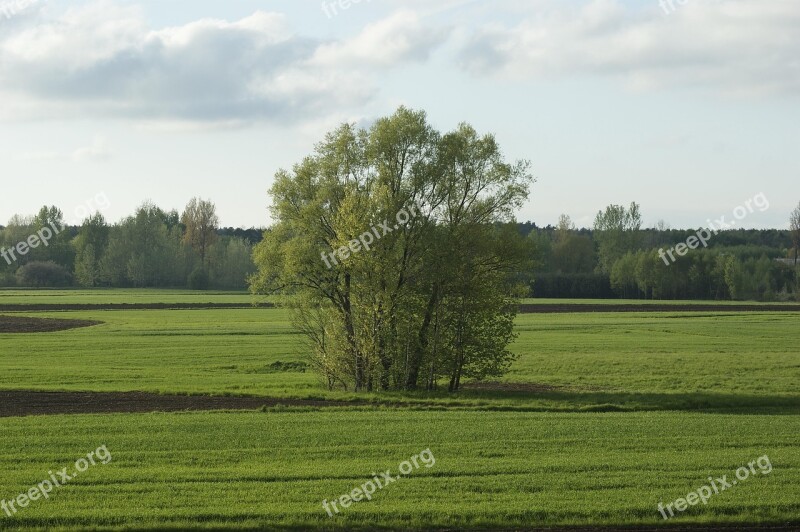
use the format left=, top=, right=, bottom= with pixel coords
left=426, top=314, right=439, bottom=391
left=342, top=273, right=363, bottom=391
left=405, top=284, right=439, bottom=390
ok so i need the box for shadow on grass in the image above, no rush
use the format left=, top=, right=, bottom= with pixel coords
left=443, top=385, right=800, bottom=414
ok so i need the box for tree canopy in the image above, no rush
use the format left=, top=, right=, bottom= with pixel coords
left=249, top=107, right=535, bottom=392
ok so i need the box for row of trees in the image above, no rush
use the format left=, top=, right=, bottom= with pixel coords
left=609, top=248, right=796, bottom=301
left=0, top=200, right=256, bottom=289
left=529, top=201, right=800, bottom=301
left=3, top=198, right=797, bottom=301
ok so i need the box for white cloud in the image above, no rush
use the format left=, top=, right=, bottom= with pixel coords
left=17, top=136, right=110, bottom=162
left=17, top=149, right=61, bottom=161
left=457, top=0, right=800, bottom=96
left=71, top=136, right=110, bottom=162
left=0, top=0, right=42, bottom=24
left=311, top=10, right=448, bottom=67
left=4, top=0, right=790, bottom=131
left=0, top=3, right=443, bottom=126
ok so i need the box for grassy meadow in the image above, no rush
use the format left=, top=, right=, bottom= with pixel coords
left=0, top=289, right=258, bottom=306
left=1, top=411, right=798, bottom=530
left=0, top=289, right=798, bottom=529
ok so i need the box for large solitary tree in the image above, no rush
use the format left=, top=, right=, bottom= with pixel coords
left=249, top=107, right=534, bottom=392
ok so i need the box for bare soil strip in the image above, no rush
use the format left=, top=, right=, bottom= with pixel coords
left=1, top=302, right=799, bottom=313
left=526, top=527, right=800, bottom=531
left=461, top=381, right=561, bottom=393
left=0, top=391, right=367, bottom=417
left=518, top=303, right=800, bottom=313
left=0, top=302, right=274, bottom=312
left=0, top=315, right=103, bottom=333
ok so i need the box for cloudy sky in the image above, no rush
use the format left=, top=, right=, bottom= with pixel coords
left=0, top=0, right=797, bottom=229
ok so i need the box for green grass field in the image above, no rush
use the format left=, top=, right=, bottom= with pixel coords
left=2, top=306, right=798, bottom=411
left=0, top=289, right=791, bottom=306
left=1, top=290, right=798, bottom=530
left=1, top=411, right=798, bottom=530
left=0, top=289, right=258, bottom=305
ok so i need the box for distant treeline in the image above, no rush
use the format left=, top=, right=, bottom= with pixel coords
left=1, top=201, right=798, bottom=301
left=0, top=201, right=258, bottom=290
left=524, top=205, right=799, bottom=301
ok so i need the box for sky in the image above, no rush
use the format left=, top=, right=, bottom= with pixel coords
left=0, top=0, right=797, bottom=230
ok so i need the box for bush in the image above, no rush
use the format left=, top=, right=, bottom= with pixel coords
left=15, top=261, right=71, bottom=287
left=187, top=266, right=209, bottom=290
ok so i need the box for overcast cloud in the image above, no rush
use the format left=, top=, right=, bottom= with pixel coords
left=0, top=0, right=796, bottom=228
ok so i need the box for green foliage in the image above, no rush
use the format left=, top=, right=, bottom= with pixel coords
left=790, top=201, right=800, bottom=265
left=261, top=361, right=308, bottom=373
left=95, top=202, right=187, bottom=287
left=72, top=213, right=109, bottom=287
left=31, top=206, right=75, bottom=267
left=602, top=248, right=793, bottom=301
left=593, top=202, right=642, bottom=273
left=552, top=233, right=596, bottom=273
left=609, top=252, right=638, bottom=297
left=181, top=197, right=219, bottom=263
left=0, top=201, right=254, bottom=290
left=0, top=271, right=16, bottom=287
left=15, top=260, right=71, bottom=287
left=74, top=243, right=99, bottom=287
left=532, top=273, right=614, bottom=298
left=208, top=236, right=255, bottom=289
left=187, top=266, right=210, bottom=290
left=250, top=107, right=534, bottom=392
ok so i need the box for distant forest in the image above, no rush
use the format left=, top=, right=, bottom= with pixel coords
left=0, top=200, right=257, bottom=291
left=1, top=201, right=798, bottom=301
left=523, top=219, right=798, bottom=301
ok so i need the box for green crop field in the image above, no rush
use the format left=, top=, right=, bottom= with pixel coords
left=2, top=305, right=798, bottom=410
left=0, top=289, right=257, bottom=306
left=1, top=290, right=798, bottom=530
left=1, top=411, right=798, bottom=530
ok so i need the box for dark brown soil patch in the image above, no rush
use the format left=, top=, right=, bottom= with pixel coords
left=499, top=526, right=800, bottom=531
left=1, top=302, right=797, bottom=313
left=0, top=391, right=375, bottom=417
left=0, top=302, right=274, bottom=312
left=0, top=316, right=103, bottom=333
left=461, top=381, right=562, bottom=393
left=518, top=303, right=800, bottom=313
